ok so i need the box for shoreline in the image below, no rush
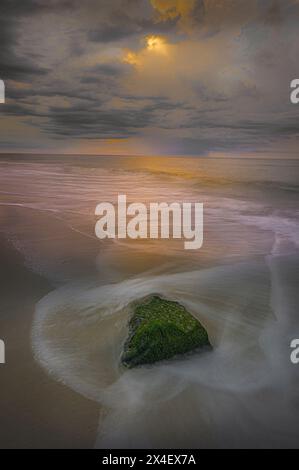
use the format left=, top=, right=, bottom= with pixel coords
left=0, top=235, right=99, bottom=449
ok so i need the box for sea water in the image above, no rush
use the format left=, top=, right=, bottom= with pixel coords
left=0, top=154, right=298, bottom=448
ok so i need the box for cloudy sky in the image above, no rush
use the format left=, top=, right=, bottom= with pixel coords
left=0, top=0, right=298, bottom=156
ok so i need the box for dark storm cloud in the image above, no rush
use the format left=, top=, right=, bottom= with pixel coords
left=0, top=53, right=48, bottom=81
left=84, top=0, right=179, bottom=44
left=0, top=102, right=45, bottom=118
left=45, top=106, right=150, bottom=138
left=84, top=63, right=129, bottom=77
left=42, top=97, right=185, bottom=138
left=0, top=0, right=73, bottom=15
left=88, top=24, right=140, bottom=44
left=1, top=70, right=181, bottom=139
left=87, top=17, right=176, bottom=44
left=0, top=0, right=299, bottom=153
left=6, top=84, right=97, bottom=103
left=0, top=1, right=59, bottom=80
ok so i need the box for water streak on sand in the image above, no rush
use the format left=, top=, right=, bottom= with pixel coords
left=1, top=155, right=299, bottom=447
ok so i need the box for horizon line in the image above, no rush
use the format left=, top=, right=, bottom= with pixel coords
left=0, top=151, right=298, bottom=161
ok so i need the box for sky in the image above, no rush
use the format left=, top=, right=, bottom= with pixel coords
left=0, top=0, right=299, bottom=156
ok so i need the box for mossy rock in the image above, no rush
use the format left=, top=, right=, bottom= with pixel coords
left=121, top=295, right=211, bottom=368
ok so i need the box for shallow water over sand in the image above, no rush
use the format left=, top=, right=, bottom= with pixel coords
left=0, top=155, right=299, bottom=448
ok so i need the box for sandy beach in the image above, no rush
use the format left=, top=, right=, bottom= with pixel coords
left=1, top=0, right=299, bottom=450
left=0, top=234, right=98, bottom=448
left=0, top=155, right=299, bottom=448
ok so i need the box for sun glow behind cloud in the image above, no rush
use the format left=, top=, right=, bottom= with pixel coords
left=1, top=0, right=299, bottom=155
left=124, top=35, right=169, bottom=68
left=146, top=35, right=168, bottom=53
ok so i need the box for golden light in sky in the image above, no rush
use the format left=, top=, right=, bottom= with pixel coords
left=150, top=0, right=197, bottom=22
left=146, top=35, right=167, bottom=53
left=123, top=51, right=140, bottom=66
left=123, top=35, right=168, bottom=67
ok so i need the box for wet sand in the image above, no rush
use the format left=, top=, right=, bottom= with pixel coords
left=0, top=155, right=299, bottom=448
left=0, top=236, right=98, bottom=448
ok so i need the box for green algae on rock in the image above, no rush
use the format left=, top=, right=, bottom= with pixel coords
left=121, top=295, right=211, bottom=368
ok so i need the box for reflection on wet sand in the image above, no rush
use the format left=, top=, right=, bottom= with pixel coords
left=0, top=155, right=299, bottom=448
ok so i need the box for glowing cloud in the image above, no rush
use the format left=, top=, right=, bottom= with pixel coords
left=150, top=0, right=197, bottom=22
left=146, top=35, right=168, bottom=54
left=123, top=51, right=140, bottom=66
left=123, top=35, right=169, bottom=67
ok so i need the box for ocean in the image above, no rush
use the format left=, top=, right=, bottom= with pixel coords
left=0, top=154, right=298, bottom=448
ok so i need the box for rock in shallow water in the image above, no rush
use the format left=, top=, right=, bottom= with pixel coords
left=121, top=295, right=211, bottom=368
